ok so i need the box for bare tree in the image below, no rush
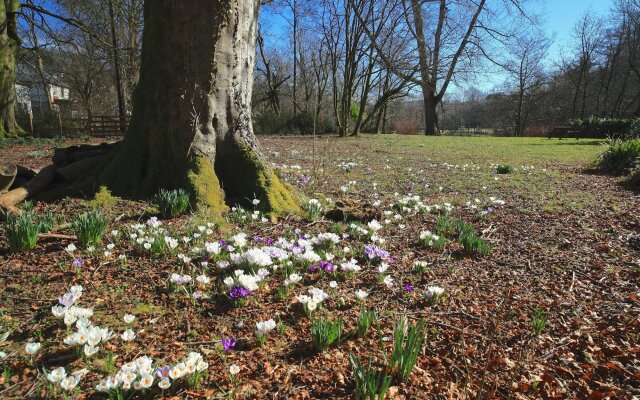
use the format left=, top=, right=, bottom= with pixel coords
left=502, top=33, right=549, bottom=136
left=255, top=31, right=290, bottom=115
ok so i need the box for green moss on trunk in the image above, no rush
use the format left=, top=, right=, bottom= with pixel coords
left=215, top=141, right=300, bottom=215
left=0, top=0, right=23, bottom=138
left=187, top=155, right=228, bottom=221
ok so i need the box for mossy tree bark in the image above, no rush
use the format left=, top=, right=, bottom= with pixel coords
left=0, top=0, right=23, bottom=139
left=96, top=0, right=299, bottom=218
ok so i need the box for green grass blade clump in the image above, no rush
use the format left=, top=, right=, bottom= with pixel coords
left=311, top=316, right=343, bottom=352
left=72, top=210, right=107, bottom=248
left=153, top=188, right=191, bottom=218
left=350, top=355, right=392, bottom=400
left=4, top=210, right=51, bottom=252
left=390, top=317, right=426, bottom=382
left=357, top=307, right=377, bottom=338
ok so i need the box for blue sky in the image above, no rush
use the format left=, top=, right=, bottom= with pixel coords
left=544, top=0, right=615, bottom=62
left=259, top=1, right=618, bottom=96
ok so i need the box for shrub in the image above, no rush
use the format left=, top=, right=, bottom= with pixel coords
left=624, top=163, right=640, bottom=189
left=153, top=188, right=191, bottom=218
left=4, top=210, right=51, bottom=252
left=596, top=139, right=640, bottom=176
left=310, top=316, right=343, bottom=352
left=72, top=211, right=107, bottom=248
left=394, top=120, right=420, bottom=135
left=571, top=116, right=640, bottom=139
left=496, top=164, right=513, bottom=174
left=350, top=355, right=392, bottom=400
left=89, top=186, right=117, bottom=208
left=390, top=317, right=426, bottom=382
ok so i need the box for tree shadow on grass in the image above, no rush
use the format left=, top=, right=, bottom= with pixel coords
left=529, top=139, right=604, bottom=146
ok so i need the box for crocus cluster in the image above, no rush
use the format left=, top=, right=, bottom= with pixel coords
left=297, top=287, right=329, bottom=313
left=419, top=231, right=442, bottom=247
left=255, top=319, right=277, bottom=345
left=364, top=244, right=390, bottom=262
left=224, top=269, right=263, bottom=293
left=47, top=367, right=87, bottom=391
left=96, top=353, right=207, bottom=393
left=425, top=286, right=446, bottom=304
left=309, top=261, right=335, bottom=273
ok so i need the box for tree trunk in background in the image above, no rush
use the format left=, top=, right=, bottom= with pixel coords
left=96, top=0, right=299, bottom=219
left=35, top=52, right=55, bottom=114
left=0, top=0, right=23, bottom=139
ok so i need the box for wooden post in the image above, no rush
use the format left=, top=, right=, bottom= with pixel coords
left=28, top=111, right=34, bottom=136
left=57, top=108, right=63, bottom=137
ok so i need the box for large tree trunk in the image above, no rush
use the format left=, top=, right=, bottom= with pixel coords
left=0, top=0, right=23, bottom=139
left=96, top=0, right=299, bottom=219
left=423, top=89, right=438, bottom=135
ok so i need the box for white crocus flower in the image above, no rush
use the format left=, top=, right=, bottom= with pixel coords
left=123, top=314, right=136, bottom=324
left=139, top=374, right=154, bottom=389
left=255, top=319, right=276, bottom=335
left=121, top=329, right=136, bottom=342
left=84, top=344, right=99, bottom=357
left=25, top=342, right=41, bottom=355
left=47, top=367, right=67, bottom=383
left=60, top=375, right=80, bottom=391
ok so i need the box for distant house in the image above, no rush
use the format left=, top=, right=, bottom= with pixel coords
left=15, top=81, right=71, bottom=116
left=15, top=59, right=76, bottom=118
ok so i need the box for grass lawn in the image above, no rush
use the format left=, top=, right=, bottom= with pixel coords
left=0, top=134, right=638, bottom=399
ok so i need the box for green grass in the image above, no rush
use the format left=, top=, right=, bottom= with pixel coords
left=264, top=135, right=606, bottom=210
left=371, top=135, right=604, bottom=165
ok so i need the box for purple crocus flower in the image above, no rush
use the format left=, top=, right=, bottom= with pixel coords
left=298, top=175, right=310, bottom=185
left=264, top=237, right=274, bottom=246
left=407, top=183, right=414, bottom=191
left=253, top=236, right=263, bottom=243
left=309, top=264, right=319, bottom=272
left=229, top=285, right=250, bottom=299
left=222, top=338, right=236, bottom=351
left=155, top=366, right=170, bottom=379
left=58, top=293, right=77, bottom=307
left=318, top=261, right=335, bottom=273
left=403, top=284, right=414, bottom=293
left=72, top=258, right=84, bottom=268
left=364, top=244, right=390, bottom=261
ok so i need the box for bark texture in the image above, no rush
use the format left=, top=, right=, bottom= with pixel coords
left=0, top=0, right=22, bottom=138
left=0, top=163, right=17, bottom=192
left=96, top=0, right=299, bottom=218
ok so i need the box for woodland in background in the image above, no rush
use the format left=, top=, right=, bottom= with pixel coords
left=10, top=0, right=640, bottom=138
